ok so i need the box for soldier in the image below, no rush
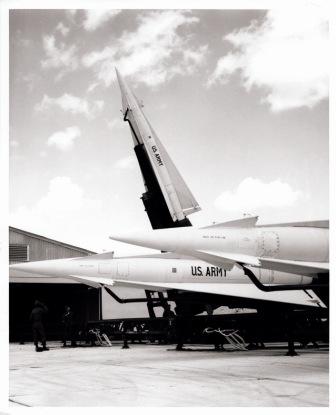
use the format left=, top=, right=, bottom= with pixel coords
left=30, top=300, right=49, bottom=352
left=162, top=304, right=175, bottom=344
left=62, top=305, right=75, bottom=347
left=162, top=304, right=175, bottom=319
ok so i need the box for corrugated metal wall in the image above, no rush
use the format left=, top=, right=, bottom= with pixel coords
left=9, top=229, right=92, bottom=263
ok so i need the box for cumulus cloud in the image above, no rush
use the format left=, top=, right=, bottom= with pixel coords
left=82, top=10, right=121, bottom=31
left=55, top=22, right=70, bottom=36
left=114, top=155, right=136, bottom=169
left=82, top=10, right=208, bottom=87
left=35, top=94, right=104, bottom=119
left=66, top=9, right=77, bottom=19
left=208, top=6, right=328, bottom=111
left=41, top=35, right=78, bottom=78
left=37, top=177, right=100, bottom=211
left=214, top=177, right=301, bottom=212
left=10, top=177, right=102, bottom=249
left=106, top=118, right=122, bottom=130
left=87, top=82, right=99, bottom=93
left=47, top=126, right=81, bottom=151
left=21, top=73, right=39, bottom=92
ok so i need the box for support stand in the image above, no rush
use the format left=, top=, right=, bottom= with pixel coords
left=286, top=339, right=298, bottom=356
left=285, top=310, right=299, bottom=356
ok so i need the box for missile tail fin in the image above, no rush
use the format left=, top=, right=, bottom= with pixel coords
left=145, top=118, right=201, bottom=217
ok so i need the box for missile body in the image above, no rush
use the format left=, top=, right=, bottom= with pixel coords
left=115, top=68, right=200, bottom=223
left=10, top=255, right=312, bottom=286
left=110, top=225, right=329, bottom=268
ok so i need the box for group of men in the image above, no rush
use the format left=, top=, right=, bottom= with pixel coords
left=30, top=300, right=75, bottom=352
left=30, top=301, right=179, bottom=351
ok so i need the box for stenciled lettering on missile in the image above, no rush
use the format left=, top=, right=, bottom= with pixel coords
left=202, top=235, right=226, bottom=239
left=191, top=266, right=226, bottom=277
left=151, top=145, right=164, bottom=167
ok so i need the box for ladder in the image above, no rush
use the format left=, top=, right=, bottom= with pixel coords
left=203, top=327, right=247, bottom=351
left=89, top=328, right=112, bottom=347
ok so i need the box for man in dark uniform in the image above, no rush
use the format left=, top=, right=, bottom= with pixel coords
left=162, top=304, right=175, bottom=319
left=62, top=305, right=75, bottom=347
left=162, top=304, right=175, bottom=344
left=174, top=304, right=189, bottom=350
left=30, top=300, right=49, bottom=352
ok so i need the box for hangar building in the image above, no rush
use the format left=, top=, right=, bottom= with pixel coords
left=9, top=226, right=153, bottom=343
left=9, top=226, right=101, bottom=342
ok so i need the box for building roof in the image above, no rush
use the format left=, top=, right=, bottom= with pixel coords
left=9, top=226, right=96, bottom=255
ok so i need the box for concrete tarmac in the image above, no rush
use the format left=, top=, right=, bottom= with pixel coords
left=9, top=342, right=328, bottom=407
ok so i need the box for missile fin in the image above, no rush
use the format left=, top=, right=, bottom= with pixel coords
left=68, top=275, right=115, bottom=288
left=144, top=119, right=201, bottom=216
left=259, top=258, right=329, bottom=275
left=105, top=280, right=326, bottom=308
left=200, top=216, right=258, bottom=229
left=72, top=251, right=115, bottom=261
left=47, top=275, right=325, bottom=309
left=257, top=219, right=329, bottom=229
left=194, top=250, right=261, bottom=267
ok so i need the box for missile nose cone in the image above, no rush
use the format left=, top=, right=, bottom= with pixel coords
left=115, top=67, right=122, bottom=84
left=109, top=232, right=131, bottom=244
left=109, top=230, right=149, bottom=246
left=9, top=261, right=52, bottom=278
left=9, top=258, right=71, bottom=277
left=110, top=229, right=178, bottom=252
left=114, top=67, right=131, bottom=115
left=10, top=262, right=34, bottom=272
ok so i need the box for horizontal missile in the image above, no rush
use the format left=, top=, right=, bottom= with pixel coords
left=9, top=252, right=324, bottom=308
left=109, top=219, right=329, bottom=275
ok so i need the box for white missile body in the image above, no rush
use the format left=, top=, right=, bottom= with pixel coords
left=9, top=253, right=324, bottom=308
left=110, top=217, right=329, bottom=276
left=115, top=68, right=200, bottom=222
left=10, top=255, right=312, bottom=284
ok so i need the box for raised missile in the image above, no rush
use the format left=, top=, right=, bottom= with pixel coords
left=115, top=68, right=200, bottom=223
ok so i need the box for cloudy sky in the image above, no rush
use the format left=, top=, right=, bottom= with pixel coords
left=9, top=6, right=329, bottom=254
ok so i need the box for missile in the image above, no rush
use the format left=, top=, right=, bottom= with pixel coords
left=115, top=68, right=200, bottom=223
left=109, top=217, right=329, bottom=276
left=9, top=252, right=324, bottom=308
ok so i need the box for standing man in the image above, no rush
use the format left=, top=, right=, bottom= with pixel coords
left=30, top=300, right=49, bottom=352
left=62, top=305, right=75, bottom=347
left=162, top=304, right=176, bottom=344
left=162, top=304, right=175, bottom=319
